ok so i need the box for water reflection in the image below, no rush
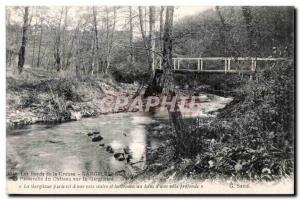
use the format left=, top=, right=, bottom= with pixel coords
left=6, top=94, right=233, bottom=178
left=7, top=112, right=156, bottom=177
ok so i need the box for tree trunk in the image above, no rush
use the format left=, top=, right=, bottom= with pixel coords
left=37, top=23, right=43, bottom=68
left=129, top=6, right=134, bottom=64
left=66, top=19, right=80, bottom=69
left=54, top=9, right=63, bottom=72
left=61, top=7, right=68, bottom=70
left=138, top=6, right=148, bottom=50
left=161, top=6, right=175, bottom=94
left=17, top=6, right=29, bottom=74
left=31, top=10, right=37, bottom=68
left=242, top=6, right=254, bottom=56
left=105, top=7, right=117, bottom=74
left=92, top=6, right=101, bottom=75
left=216, top=6, right=227, bottom=56
left=138, top=6, right=154, bottom=73
left=143, top=6, right=172, bottom=97
left=159, top=6, right=164, bottom=53
left=149, top=6, right=156, bottom=75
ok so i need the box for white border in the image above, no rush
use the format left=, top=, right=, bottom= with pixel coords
left=0, top=0, right=298, bottom=199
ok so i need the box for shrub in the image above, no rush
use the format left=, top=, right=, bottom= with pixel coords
left=169, top=61, right=294, bottom=180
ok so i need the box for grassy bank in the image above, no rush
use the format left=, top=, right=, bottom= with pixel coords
left=142, top=61, right=294, bottom=182
left=6, top=68, right=132, bottom=129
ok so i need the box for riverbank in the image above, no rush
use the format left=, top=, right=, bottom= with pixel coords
left=6, top=70, right=139, bottom=129
left=139, top=62, right=294, bottom=182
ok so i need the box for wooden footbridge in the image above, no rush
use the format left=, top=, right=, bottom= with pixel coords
left=153, top=57, right=290, bottom=74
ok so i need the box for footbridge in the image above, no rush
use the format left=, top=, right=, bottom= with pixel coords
left=153, top=57, right=290, bottom=74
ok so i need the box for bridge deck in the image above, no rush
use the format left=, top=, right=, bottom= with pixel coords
left=153, top=57, right=291, bottom=74
left=155, top=69, right=252, bottom=74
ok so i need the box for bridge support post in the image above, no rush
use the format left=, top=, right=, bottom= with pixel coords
left=160, top=58, right=162, bottom=69
left=173, top=59, right=176, bottom=71
left=250, top=58, right=257, bottom=80
left=201, top=59, right=203, bottom=71
left=224, top=58, right=227, bottom=73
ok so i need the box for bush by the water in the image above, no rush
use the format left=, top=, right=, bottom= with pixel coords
left=6, top=71, right=117, bottom=124
left=151, top=61, right=294, bottom=181
left=111, top=61, right=149, bottom=83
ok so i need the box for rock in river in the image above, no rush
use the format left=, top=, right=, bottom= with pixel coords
left=106, top=145, right=114, bottom=153
left=123, top=147, right=130, bottom=154
left=126, top=154, right=133, bottom=163
left=92, top=135, right=103, bottom=142
left=114, top=153, right=125, bottom=161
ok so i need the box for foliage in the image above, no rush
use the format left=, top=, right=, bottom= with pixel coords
left=162, top=61, right=294, bottom=181
left=111, top=61, right=149, bottom=83
left=174, top=7, right=294, bottom=58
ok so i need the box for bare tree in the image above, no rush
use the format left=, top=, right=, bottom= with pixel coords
left=104, top=7, right=117, bottom=74
left=61, top=7, right=69, bottom=69
left=17, top=6, right=29, bottom=73
left=36, top=18, right=43, bottom=68
left=138, top=6, right=155, bottom=73
left=129, top=6, right=134, bottom=64
left=138, top=6, right=148, bottom=50
left=31, top=8, right=38, bottom=68
left=242, top=6, right=254, bottom=56
left=149, top=6, right=156, bottom=74
left=161, top=6, right=175, bottom=94
left=54, top=9, right=63, bottom=72
left=216, top=6, right=227, bottom=56
left=159, top=6, right=164, bottom=52
left=92, top=6, right=101, bottom=74
left=65, top=19, right=81, bottom=69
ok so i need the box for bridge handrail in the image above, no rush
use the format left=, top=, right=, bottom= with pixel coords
left=172, top=57, right=290, bottom=61
left=154, top=56, right=292, bottom=74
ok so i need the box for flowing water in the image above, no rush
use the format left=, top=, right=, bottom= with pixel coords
left=6, top=94, right=232, bottom=178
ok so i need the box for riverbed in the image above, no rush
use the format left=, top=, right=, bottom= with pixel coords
left=6, top=93, right=232, bottom=179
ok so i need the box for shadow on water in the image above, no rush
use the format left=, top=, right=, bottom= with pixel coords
left=6, top=93, right=233, bottom=179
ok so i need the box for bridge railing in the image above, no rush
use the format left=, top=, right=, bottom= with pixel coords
left=154, top=57, right=290, bottom=73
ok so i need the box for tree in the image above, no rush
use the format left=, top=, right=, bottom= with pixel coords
left=61, top=7, right=69, bottom=70
left=159, top=6, right=164, bottom=52
left=129, top=6, right=134, bottom=64
left=36, top=17, right=43, bottom=68
left=31, top=8, right=38, bottom=68
left=149, top=6, right=156, bottom=74
left=17, top=6, right=29, bottom=73
left=144, top=6, right=174, bottom=96
left=65, top=19, right=81, bottom=69
left=138, top=7, right=149, bottom=51
left=104, top=6, right=117, bottom=74
left=54, top=8, right=63, bottom=72
left=242, top=6, right=255, bottom=56
left=92, top=6, right=101, bottom=74
left=215, top=6, right=228, bottom=56
left=138, top=6, right=156, bottom=76
left=161, top=6, right=175, bottom=94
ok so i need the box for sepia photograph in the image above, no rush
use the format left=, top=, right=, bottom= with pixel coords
left=5, top=3, right=295, bottom=195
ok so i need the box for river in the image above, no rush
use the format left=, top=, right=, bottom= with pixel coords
left=6, top=94, right=232, bottom=179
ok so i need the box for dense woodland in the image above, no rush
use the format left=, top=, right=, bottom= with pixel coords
left=6, top=6, right=294, bottom=181
left=6, top=6, right=293, bottom=79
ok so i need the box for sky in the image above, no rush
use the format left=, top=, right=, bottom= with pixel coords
left=6, top=6, right=213, bottom=40
left=7, top=6, right=213, bottom=24
left=174, top=6, right=213, bottom=21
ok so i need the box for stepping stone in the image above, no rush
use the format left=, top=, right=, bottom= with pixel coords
left=92, top=135, right=103, bottom=142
